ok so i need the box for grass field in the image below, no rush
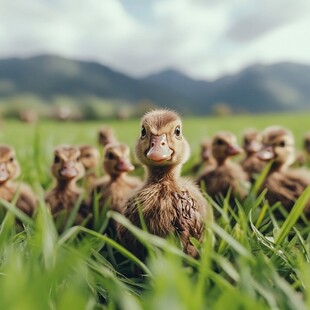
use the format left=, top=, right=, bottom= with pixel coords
left=0, top=112, right=310, bottom=309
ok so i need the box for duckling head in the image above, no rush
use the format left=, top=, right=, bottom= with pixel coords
left=257, top=126, right=295, bottom=168
left=104, top=143, right=134, bottom=177
left=98, top=127, right=117, bottom=147
left=212, top=131, right=243, bottom=163
left=0, top=145, right=20, bottom=184
left=52, top=145, right=85, bottom=182
left=135, top=109, right=190, bottom=167
left=242, top=129, right=262, bottom=155
left=79, top=145, right=100, bottom=171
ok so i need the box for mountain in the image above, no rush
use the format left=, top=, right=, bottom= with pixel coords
left=0, top=55, right=309, bottom=114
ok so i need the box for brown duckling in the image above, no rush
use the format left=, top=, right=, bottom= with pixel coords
left=0, top=145, right=36, bottom=216
left=118, top=110, right=211, bottom=258
left=79, top=145, right=100, bottom=190
left=191, top=138, right=216, bottom=175
left=257, top=126, right=310, bottom=218
left=98, top=126, right=117, bottom=147
left=240, top=129, right=266, bottom=181
left=91, top=143, right=142, bottom=214
left=197, top=131, right=249, bottom=203
left=45, top=145, right=87, bottom=226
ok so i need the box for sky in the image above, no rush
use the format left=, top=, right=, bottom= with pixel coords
left=0, top=0, right=309, bottom=80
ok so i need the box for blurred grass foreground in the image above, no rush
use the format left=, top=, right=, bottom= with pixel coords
left=0, top=114, right=310, bottom=310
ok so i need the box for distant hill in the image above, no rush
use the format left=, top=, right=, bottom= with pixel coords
left=0, top=55, right=309, bottom=114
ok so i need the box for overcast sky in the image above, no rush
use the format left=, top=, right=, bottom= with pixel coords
left=0, top=0, right=309, bottom=80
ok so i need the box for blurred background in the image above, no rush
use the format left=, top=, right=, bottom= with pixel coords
left=0, top=0, right=309, bottom=121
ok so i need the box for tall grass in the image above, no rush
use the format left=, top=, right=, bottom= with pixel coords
left=0, top=114, right=310, bottom=309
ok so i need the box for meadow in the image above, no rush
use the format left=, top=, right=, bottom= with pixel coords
left=0, top=112, right=310, bottom=310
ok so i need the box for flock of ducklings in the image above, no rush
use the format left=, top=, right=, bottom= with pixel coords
left=1, top=109, right=310, bottom=259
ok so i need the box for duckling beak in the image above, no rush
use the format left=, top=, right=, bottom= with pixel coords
left=257, top=146, right=274, bottom=161
left=0, top=163, right=9, bottom=182
left=227, top=144, right=243, bottom=156
left=60, top=161, right=78, bottom=179
left=147, top=134, right=173, bottom=162
left=116, top=158, right=135, bottom=172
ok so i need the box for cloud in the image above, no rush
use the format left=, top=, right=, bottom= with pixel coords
left=226, top=0, right=310, bottom=42
left=0, top=0, right=309, bottom=80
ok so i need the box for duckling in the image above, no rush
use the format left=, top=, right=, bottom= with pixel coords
left=98, top=126, right=117, bottom=147
left=91, top=143, right=142, bottom=214
left=79, top=145, right=100, bottom=190
left=118, top=110, right=211, bottom=258
left=197, top=131, right=249, bottom=203
left=240, top=129, right=266, bottom=181
left=0, top=145, right=36, bottom=216
left=45, top=145, right=87, bottom=226
left=191, top=138, right=216, bottom=175
left=257, top=126, right=310, bottom=218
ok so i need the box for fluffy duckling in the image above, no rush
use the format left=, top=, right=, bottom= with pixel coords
left=0, top=145, right=36, bottom=216
left=118, top=110, right=211, bottom=258
left=45, top=145, right=87, bottom=225
left=197, top=131, right=249, bottom=203
left=191, top=138, right=216, bottom=175
left=98, top=126, right=117, bottom=147
left=257, top=127, right=310, bottom=218
left=240, top=129, right=266, bottom=181
left=91, top=143, right=142, bottom=214
left=79, top=145, right=100, bottom=190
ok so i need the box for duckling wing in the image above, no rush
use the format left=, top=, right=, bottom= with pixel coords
left=172, top=191, right=204, bottom=257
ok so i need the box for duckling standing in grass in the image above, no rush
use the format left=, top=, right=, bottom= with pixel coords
left=118, top=110, right=211, bottom=258
left=240, top=129, right=266, bottom=182
left=197, top=131, right=249, bottom=204
left=91, top=143, right=142, bottom=215
left=191, top=138, right=216, bottom=175
left=0, top=145, right=36, bottom=216
left=45, top=145, right=87, bottom=226
left=98, top=126, right=117, bottom=148
left=257, top=127, right=310, bottom=218
left=79, top=145, right=100, bottom=191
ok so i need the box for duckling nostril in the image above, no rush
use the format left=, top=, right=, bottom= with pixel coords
left=151, top=142, right=155, bottom=147
left=161, top=141, right=166, bottom=146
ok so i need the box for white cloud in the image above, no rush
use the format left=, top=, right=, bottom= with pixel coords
left=0, top=0, right=309, bottom=80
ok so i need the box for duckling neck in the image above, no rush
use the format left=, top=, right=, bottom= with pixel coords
left=109, top=173, right=126, bottom=182
left=146, top=165, right=181, bottom=183
left=269, top=162, right=287, bottom=173
left=56, top=179, right=78, bottom=191
left=216, top=157, right=229, bottom=166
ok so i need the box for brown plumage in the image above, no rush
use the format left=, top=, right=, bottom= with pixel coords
left=118, top=110, right=211, bottom=258
left=91, top=143, right=142, bottom=214
left=197, top=131, right=249, bottom=203
left=0, top=145, right=36, bottom=216
left=257, top=126, right=310, bottom=218
left=191, top=138, right=216, bottom=175
left=240, top=129, right=266, bottom=181
left=79, top=145, right=100, bottom=191
left=98, top=126, right=117, bottom=147
left=45, top=145, right=87, bottom=226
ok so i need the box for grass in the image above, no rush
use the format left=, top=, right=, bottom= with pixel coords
left=0, top=111, right=310, bottom=309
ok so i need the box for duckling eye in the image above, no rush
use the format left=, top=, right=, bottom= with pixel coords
left=107, top=152, right=115, bottom=160
left=9, top=157, right=14, bottom=162
left=77, top=156, right=81, bottom=162
left=279, top=140, right=286, bottom=147
left=216, top=139, right=224, bottom=146
left=141, top=126, right=147, bottom=139
left=54, top=155, right=60, bottom=164
left=174, top=126, right=181, bottom=137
